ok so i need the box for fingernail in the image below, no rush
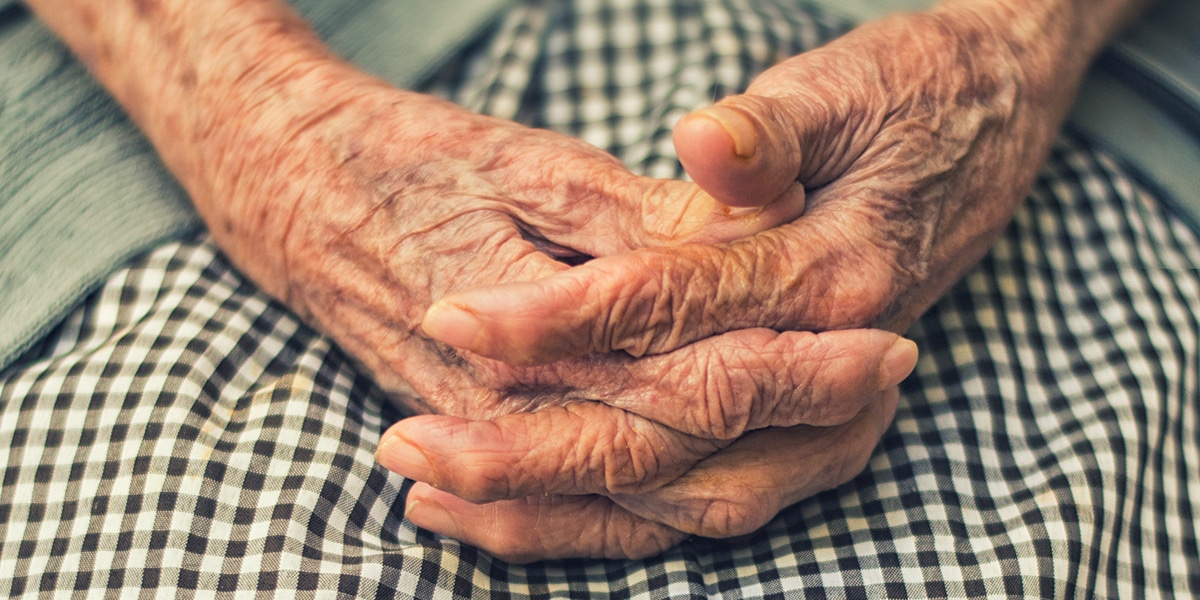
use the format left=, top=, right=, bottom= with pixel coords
left=406, top=498, right=462, bottom=539
left=421, top=301, right=485, bottom=351
left=693, top=105, right=758, bottom=158
left=723, top=205, right=765, bottom=217
left=377, top=435, right=434, bottom=481
left=879, top=338, right=919, bottom=390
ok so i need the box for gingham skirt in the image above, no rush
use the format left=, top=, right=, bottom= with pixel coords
left=2, top=1, right=1198, bottom=597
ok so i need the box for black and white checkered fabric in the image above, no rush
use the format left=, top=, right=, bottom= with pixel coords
left=3, top=1, right=1199, bottom=597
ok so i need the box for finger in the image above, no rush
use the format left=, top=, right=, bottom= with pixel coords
left=400, top=391, right=900, bottom=561
left=569, top=328, right=917, bottom=439
left=480, top=131, right=806, bottom=258
left=437, top=326, right=918, bottom=438
left=674, top=90, right=869, bottom=207
left=673, top=100, right=807, bottom=208
left=377, top=402, right=725, bottom=503
left=421, top=225, right=897, bottom=364
left=611, top=388, right=900, bottom=538
left=404, top=484, right=687, bottom=562
left=377, top=333, right=915, bottom=502
left=672, top=50, right=881, bottom=208
left=524, top=175, right=807, bottom=258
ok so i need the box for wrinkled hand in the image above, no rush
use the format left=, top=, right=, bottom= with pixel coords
left=241, top=74, right=818, bottom=417
left=31, top=0, right=1108, bottom=566
left=198, top=62, right=827, bottom=416
left=380, top=384, right=903, bottom=562
left=198, top=65, right=916, bottom=560
left=403, top=5, right=1086, bottom=560
left=420, top=5, right=1074, bottom=361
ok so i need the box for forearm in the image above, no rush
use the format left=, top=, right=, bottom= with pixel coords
left=26, top=1, right=322, bottom=188
left=22, top=0, right=398, bottom=296
left=933, top=0, right=1155, bottom=114
left=940, top=0, right=1154, bottom=60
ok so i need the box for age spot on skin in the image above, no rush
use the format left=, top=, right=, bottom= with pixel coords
left=180, top=67, right=197, bottom=90
left=79, top=6, right=98, bottom=32
left=131, top=0, right=155, bottom=18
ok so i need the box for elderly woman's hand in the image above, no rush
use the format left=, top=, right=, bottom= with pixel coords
left=416, top=0, right=1111, bottom=359
left=203, top=48, right=919, bottom=563
left=218, top=68, right=824, bottom=419
left=266, top=75, right=919, bottom=551
left=379, top=381, right=904, bottom=562
left=31, top=0, right=920, bottom=561
left=32, top=0, right=895, bottom=422
left=402, top=0, right=1146, bottom=560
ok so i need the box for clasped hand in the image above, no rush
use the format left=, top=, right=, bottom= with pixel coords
left=384, top=8, right=1056, bottom=561
left=197, top=6, right=1054, bottom=563
left=28, top=0, right=1122, bottom=568
left=197, top=61, right=913, bottom=560
left=254, top=76, right=915, bottom=562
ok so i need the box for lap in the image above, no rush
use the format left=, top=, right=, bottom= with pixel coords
left=2, top=1, right=1197, bottom=597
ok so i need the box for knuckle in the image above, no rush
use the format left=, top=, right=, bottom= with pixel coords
left=550, top=403, right=682, bottom=496
left=591, top=408, right=723, bottom=496
left=790, top=335, right=844, bottom=425
left=710, top=244, right=761, bottom=321
left=728, top=233, right=794, bottom=327
left=720, top=330, right=835, bottom=430
left=599, top=416, right=674, bottom=494
left=694, top=489, right=776, bottom=538
left=605, top=249, right=724, bottom=358
left=589, top=254, right=666, bottom=357
left=697, top=354, right=751, bottom=440
left=602, top=516, right=685, bottom=560
left=450, top=456, right=516, bottom=503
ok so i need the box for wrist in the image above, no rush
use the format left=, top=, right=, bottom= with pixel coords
left=930, top=0, right=1152, bottom=119
left=199, top=63, right=464, bottom=307
left=144, top=9, right=367, bottom=301
left=190, top=57, right=370, bottom=302
left=140, top=10, right=345, bottom=199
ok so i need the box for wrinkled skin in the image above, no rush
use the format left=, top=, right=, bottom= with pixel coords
left=31, top=0, right=915, bottom=563
left=384, top=387, right=901, bottom=562
left=245, top=76, right=919, bottom=560
left=259, top=77, right=834, bottom=418
left=34, top=0, right=1146, bottom=564
left=399, top=1, right=1138, bottom=560
left=420, top=8, right=1068, bottom=360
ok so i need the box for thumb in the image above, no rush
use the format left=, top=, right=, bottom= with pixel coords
left=673, top=56, right=875, bottom=208
left=673, top=96, right=804, bottom=208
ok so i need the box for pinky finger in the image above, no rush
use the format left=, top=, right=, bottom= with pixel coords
left=404, top=483, right=687, bottom=563
left=610, top=388, right=901, bottom=539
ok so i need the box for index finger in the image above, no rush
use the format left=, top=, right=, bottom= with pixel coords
left=396, top=391, right=899, bottom=562
left=376, top=329, right=915, bottom=502
left=421, top=217, right=896, bottom=365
